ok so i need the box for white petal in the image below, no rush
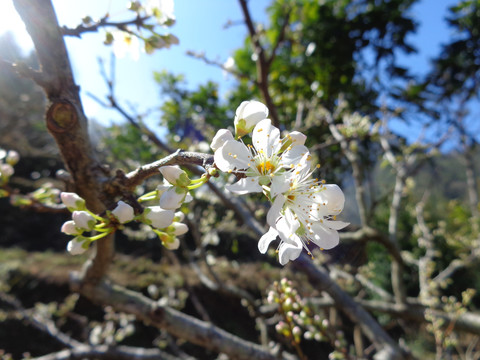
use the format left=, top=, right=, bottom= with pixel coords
left=288, top=131, right=307, bottom=146
left=276, top=214, right=300, bottom=245
left=145, top=206, right=175, bottom=228
left=278, top=241, right=302, bottom=265
left=321, top=184, right=345, bottom=214
left=159, top=166, right=190, bottom=186
left=252, top=119, right=281, bottom=157
left=234, top=100, right=269, bottom=129
left=214, top=140, right=251, bottom=172
left=310, top=223, right=340, bottom=250
left=323, top=220, right=349, bottom=230
left=258, top=227, right=278, bottom=254
left=67, top=238, right=88, bottom=255
left=267, top=194, right=285, bottom=227
left=164, top=237, right=180, bottom=250
left=210, top=129, right=234, bottom=151
left=226, top=177, right=262, bottom=194
left=281, top=145, right=310, bottom=167
left=160, top=187, right=186, bottom=210
left=270, top=174, right=290, bottom=199
left=61, top=220, right=81, bottom=235
left=172, top=222, right=188, bottom=236
left=72, top=211, right=95, bottom=231
left=111, top=201, right=135, bottom=224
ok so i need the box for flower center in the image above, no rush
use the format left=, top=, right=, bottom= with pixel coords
left=256, top=160, right=275, bottom=175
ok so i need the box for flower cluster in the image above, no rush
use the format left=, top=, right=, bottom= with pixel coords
left=60, top=185, right=188, bottom=255
left=211, top=100, right=348, bottom=265
left=267, top=278, right=349, bottom=359
left=0, top=149, right=19, bottom=190
left=103, top=0, right=179, bottom=60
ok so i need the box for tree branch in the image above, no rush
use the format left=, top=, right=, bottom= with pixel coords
left=70, top=275, right=288, bottom=360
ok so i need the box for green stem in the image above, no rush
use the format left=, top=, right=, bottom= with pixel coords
left=88, top=230, right=114, bottom=242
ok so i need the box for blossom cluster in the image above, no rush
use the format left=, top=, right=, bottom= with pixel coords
left=267, top=278, right=349, bottom=359
left=0, top=149, right=19, bottom=188
left=211, top=100, right=348, bottom=265
left=60, top=167, right=190, bottom=255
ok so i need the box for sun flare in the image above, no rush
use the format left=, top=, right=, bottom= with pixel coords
left=0, top=0, right=34, bottom=51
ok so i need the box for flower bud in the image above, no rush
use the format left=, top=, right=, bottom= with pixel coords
left=143, top=206, right=175, bottom=229
left=234, top=100, right=269, bottom=138
left=67, top=237, right=89, bottom=255
left=61, top=192, right=86, bottom=211
left=159, top=166, right=191, bottom=187
left=72, top=211, right=96, bottom=231
left=111, top=201, right=135, bottom=224
left=0, top=164, right=14, bottom=178
left=160, top=186, right=188, bottom=210
left=6, top=150, right=20, bottom=166
left=163, top=236, right=180, bottom=250
left=170, top=222, right=188, bottom=236
left=61, top=220, right=82, bottom=235
left=174, top=211, right=185, bottom=222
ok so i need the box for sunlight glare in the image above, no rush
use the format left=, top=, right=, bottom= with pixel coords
left=0, top=0, right=34, bottom=52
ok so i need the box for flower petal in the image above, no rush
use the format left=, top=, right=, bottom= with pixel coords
left=214, top=140, right=251, bottom=172
left=210, top=129, right=234, bottom=151
left=252, top=119, right=281, bottom=157
left=258, top=227, right=278, bottom=254
left=288, top=131, right=307, bottom=146
left=270, top=174, right=290, bottom=199
left=320, top=184, right=345, bottom=214
left=145, top=206, right=175, bottom=228
left=278, top=241, right=302, bottom=265
left=267, top=194, right=286, bottom=227
left=323, top=219, right=349, bottom=230
left=226, top=177, right=263, bottom=194
left=281, top=145, right=310, bottom=167
left=310, top=223, right=340, bottom=250
left=276, top=214, right=300, bottom=245
left=160, top=187, right=186, bottom=210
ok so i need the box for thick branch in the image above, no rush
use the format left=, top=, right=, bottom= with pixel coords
left=71, top=276, right=286, bottom=360
left=14, top=0, right=114, bottom=284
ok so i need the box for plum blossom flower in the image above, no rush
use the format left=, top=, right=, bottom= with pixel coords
left=234, top=100, right=269, bottom=138
left=213, top=119, right=310, bottom=195
left=259, top=163, right=349, bottom=264
left=111, top=201, right=135, bottom=224
left=112, top=30, right=140, bottom=61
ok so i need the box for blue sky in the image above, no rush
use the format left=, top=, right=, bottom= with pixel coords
left=0, top=0, right=462, bottom=139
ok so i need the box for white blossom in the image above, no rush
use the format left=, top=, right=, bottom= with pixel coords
left=159, top=166, right=191, bottom=187
left=259, top=163, right=348, bottom=264
left=214, top=119, right=310, bottom=195
left=111, top=201, right=135, bottom=224
left=61, top=192, right=85, bottom=211
left=67, top=237, right=88, bottom=255
left=144, top=206, right=175, bottom=229
left=61, top=220, right=82, bottom=236
left=72, top=211, right=96, bottom=231
left=234, top=100, right=269, bottom=137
